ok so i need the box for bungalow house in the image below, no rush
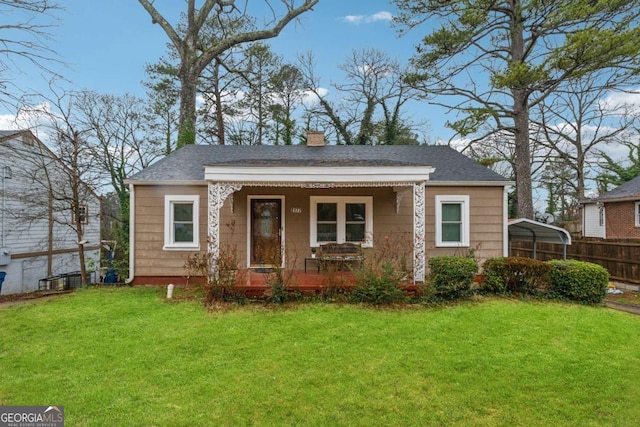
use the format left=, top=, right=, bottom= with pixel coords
left=125, top=134, right=512, bottom=285
left=0, top=130, right=101, bottom=294
left=582, top=175, right=640, bottom=239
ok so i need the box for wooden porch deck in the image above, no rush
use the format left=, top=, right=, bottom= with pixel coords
left=236, top=269, right=359, bottom=297
left=233, top=269, right=420, bottom=298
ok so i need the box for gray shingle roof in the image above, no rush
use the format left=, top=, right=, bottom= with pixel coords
left=127, top=144, right=510, bottom=183
left=0, top=130, right=24, bottom=139
left=593, top=175, right=640, bottom=202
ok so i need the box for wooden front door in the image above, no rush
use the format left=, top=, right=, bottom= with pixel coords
left=250, top=199, right=282, bottom=267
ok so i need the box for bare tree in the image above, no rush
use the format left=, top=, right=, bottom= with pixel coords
left=77, top=91, right=161, bottom=206
left=198, top=13, right=256, bottom=145
left=137, top=0, right=319, bottom=148
left=299, top=49, right=421, bottom=145
left=596, top=131, right=640, bottom=193
left=0, top=0, right=62, bottom=108
left=532, top=72, right=639, bottom=203
left=76, top=91, right=162, bottom=274
left=16, top=85, right=102, bottom=285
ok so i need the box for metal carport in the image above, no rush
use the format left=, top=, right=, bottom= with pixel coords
left=508, top=218, right=572, bottom=259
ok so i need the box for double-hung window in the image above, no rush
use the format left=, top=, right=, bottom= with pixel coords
left=164, top=195, right=200, bottom=250
left=310, top=196, right=372, bottom=247
left=72, top=204, right=88, bottom=225
left=636, top=202, right=640, bottom=227
left=435, top=195, right=470, bottom=247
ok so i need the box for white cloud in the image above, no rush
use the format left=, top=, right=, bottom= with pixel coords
left=0, top=103, right=52, bottom=136
left=369, top=11, right=393, bottom=22
left=301, top=87, right=329, bottom=107
left=340, top=11, right=393, bottom=25
left=599, top=87, right=640, bottom=115
left=0, top=114, right=21, bottom=131
left=602, top=87, right=640, bottom=106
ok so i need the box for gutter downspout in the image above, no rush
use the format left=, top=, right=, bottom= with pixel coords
left=1, top=167, right=5, bottom=248
left=503, top=185, right=510, bottom=257
left=125, top=183, right=135, bottom=284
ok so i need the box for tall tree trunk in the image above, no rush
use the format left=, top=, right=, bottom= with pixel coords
left=513, top=93, right=534, bottom=218
left=178, top=65, right=199, bottom=148
left=71, top=132, right=89, bottom=285
left=511, top=1, right=534, bottom=219
left=47, top=191, right=53, bottom=276
left=213, top=61, right=226, bottom=145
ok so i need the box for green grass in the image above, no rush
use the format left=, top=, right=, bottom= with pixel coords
left=1, top=287, right=639, bottom=426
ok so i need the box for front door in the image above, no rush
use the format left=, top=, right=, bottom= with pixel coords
left=250, top=199, right=282, bottom=267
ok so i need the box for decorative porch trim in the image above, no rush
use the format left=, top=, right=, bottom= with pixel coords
left=207, top=181, right=421, bottom=188
left=208, top=183, right=243, bottom=262
left=413, top=181, right=426, bottom=283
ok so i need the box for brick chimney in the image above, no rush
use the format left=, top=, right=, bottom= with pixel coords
left=306, top=130, right=325, bottom=147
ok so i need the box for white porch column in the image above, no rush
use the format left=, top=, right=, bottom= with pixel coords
left=413, top=181, right=426, bottom=282
left=207, top=182, right=242, bottom=258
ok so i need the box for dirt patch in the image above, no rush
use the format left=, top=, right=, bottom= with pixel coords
left=0, top=290, right=72, bottom=306
left=605, top=289, right=640, bottom=307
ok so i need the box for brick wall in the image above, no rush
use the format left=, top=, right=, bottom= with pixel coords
left=605, top=201, right=640, bottom=239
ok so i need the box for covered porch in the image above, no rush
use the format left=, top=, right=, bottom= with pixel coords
left=206, top=165, right=434, bottom=284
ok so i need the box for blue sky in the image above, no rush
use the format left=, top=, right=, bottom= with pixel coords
left=2, top=0, right=450, bottom=141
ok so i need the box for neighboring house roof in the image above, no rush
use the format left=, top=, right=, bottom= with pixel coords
left=588, top=176, right=640, bottom=203
left=127, top=144, right=510, bottom=184
left=0, top=129, right=28, bottom=140
left=1, top=129, right=102, bottom=200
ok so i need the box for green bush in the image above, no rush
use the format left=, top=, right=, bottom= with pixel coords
left=350, top=263, right=406, bottom=305
left=481, top=257, right=551, bottom=296
left=428, top=256, right=478, bottom=300
left=547, top=260, right=609, bottom=304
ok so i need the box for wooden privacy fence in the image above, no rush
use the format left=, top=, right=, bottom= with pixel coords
left=510, top=239, right=640, bottom=284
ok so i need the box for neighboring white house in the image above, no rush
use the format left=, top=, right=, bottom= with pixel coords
left=582, top=201, right=606, bottom=238
left=0, top=130, right=101, bottom=294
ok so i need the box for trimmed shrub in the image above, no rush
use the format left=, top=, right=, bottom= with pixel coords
left=547, top=260, right=609, bottom=304
left=428, top=256, right=478, bottom=300
left=350, top=263, right=407, bottom=305
left=481, top=257, right=551, bottom=295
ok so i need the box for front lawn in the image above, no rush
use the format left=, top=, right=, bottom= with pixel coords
left=1, top=287, right=639, bottom=426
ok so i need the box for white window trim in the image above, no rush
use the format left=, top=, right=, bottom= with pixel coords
left=435, top=195, right=470, bottom=247
left=635, top=202, right=640, bottom=227
left=310, top=196, right=373, bottom=247
left=164, top=195, right=200, bottom=250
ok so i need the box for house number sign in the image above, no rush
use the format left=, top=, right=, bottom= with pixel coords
left=290, top=207, right=302, bottom=214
